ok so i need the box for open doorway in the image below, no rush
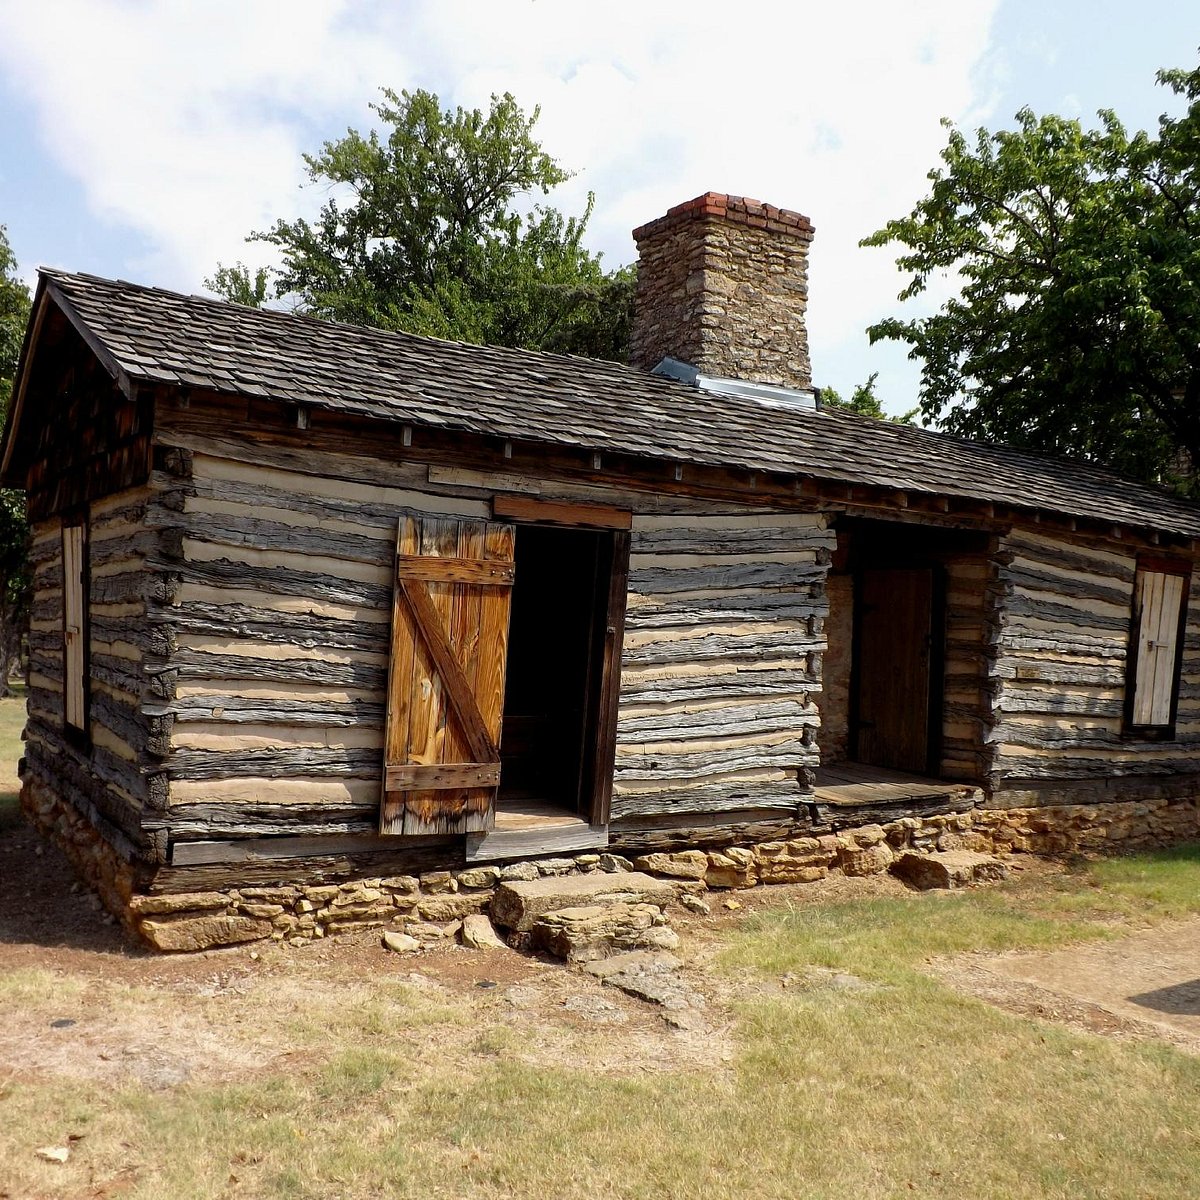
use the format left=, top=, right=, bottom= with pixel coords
left=498, top=524, right=615, bottom=826
left=819, top=518, right=990, bottom=789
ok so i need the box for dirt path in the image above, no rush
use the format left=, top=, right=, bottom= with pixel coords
left=937, top=918, right=1200, bottom=1054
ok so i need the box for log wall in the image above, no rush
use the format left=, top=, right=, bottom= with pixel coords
left=24, top=487, right=163, bottom=866
left=149, top=405, right=831, bottom=851
left=987, top=522, right=1200, bottom=805
left=612, top=511, right=833, bottom=820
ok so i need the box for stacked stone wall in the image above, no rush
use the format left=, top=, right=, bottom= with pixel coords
left=24, top=771, right=1200, bottom=952
left=630, top=192, right=814, bottom=390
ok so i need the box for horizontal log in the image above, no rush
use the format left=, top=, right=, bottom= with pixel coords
left=990, top=722, right=1124, bottom=750
left=153, top=468, right=421, bottom=532
left=615, top=740, right=817, bottom=781
left=615, top=698, right=817, bottom=741
left=147, top=601, right=389, bottom=655
left=160, top=694, right=386, bottom=726
left=621, top=630, right=823, bottom=668
left=625, top=591, right=824, bottom=629
left=1003, top=564, right=1132, bottom=609
left=145, top=556, right=392, bottom=611
left=167, top=745, right=382, bottom=781
left=1003, top=532, right=1137, bottom=583
left=146, top=507, right=391, bottom=568
left=1002, top=592, right=1131, bottom=633
left=156, top=648, right=388, bottom=692
left=618, top=668, right=817, bottom=704
left=609, top=811, right=817, bottom=854
left=153, top=802, right=379, bottom=841
left=630, top=523, right=830, bottom=555
left=152, top=839, right=462, bottom=889
left=629, top=561, right=823, bottom=595
left=610, top=778, right=804, bottom=819
left=817, top=791, right=978, bottom=829
left=999, top=632, right=1127, bottom=659
left=992, top=752, right=1200, bottom=780
left=996, top=689, right=1124, bottom=719
left=992, top=660, right=1127, bottom=687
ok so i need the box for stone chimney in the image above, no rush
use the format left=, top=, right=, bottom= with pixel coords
left=629, top=193, right=814, bottom=392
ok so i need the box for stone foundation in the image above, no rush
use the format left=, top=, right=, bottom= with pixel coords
left=20, top=773, right=1200, bottom=952
left=21, top=775, right=137, bottom=923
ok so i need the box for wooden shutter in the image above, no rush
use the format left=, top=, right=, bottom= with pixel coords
left=1129, top=565, right=1188, bottom=729
left=62, top=519, right=87, bottom=732
left=380, top=515, right=515, bottom=835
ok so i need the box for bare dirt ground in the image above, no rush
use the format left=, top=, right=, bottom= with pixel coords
left=6, top=803, right=1200, bottom=1094
left=935, top=918, right=1200, bottom=1055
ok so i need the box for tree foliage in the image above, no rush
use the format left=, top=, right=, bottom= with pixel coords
left=211, top=89, right=632, bottom=360
left=0, top=226, right=31, bottom=693
left=819, top=372, right=918, bottom=424
left=863, top=59, right=1200, bottom=489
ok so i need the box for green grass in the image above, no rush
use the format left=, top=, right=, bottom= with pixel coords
left=5, top=851, right=1200, bottom=1198
left=5, top=680, right=1200, bottom=1197
left=0, top=686, right=24, bottom=829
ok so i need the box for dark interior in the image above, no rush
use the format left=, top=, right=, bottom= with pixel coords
left=499, top=524, right=611, bottom=817
left=842, top=520, right=989, bottom=776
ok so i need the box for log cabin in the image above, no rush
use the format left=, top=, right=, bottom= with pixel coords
left=7, top=192, right=1200, bottom=950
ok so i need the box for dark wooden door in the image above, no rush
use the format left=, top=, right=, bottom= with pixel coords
left=854, top=568, right=934, bottom=773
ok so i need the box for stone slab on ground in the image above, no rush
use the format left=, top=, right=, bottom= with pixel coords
left=892, top=850, right=1010, bottom=890
left=491, top=871, right=678, bottom=932
left=582, top=948, right=706, bottom=1014
left=582, top=950, right=682, bottom=979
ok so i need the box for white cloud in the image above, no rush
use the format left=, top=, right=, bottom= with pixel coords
left=0, top=0, right=1003, bottom=407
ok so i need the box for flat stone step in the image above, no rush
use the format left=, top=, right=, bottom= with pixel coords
left=892, top=850, right=1010, bottom=890
left=530, top=902, right=679, bottom=962
left=490, top=871, right=678, bottom=932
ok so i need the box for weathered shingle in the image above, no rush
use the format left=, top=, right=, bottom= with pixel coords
left=28, top=269, right=1200, bottom=537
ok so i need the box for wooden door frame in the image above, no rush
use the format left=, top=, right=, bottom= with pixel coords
left=492, top=497, right=630, bottom=827
left=847, top=564, right=946, bottom=775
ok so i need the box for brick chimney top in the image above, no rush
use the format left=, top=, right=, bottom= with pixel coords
left=629, top=192, right=815, bottom=394
left=631, top=192, right=814, bottom=244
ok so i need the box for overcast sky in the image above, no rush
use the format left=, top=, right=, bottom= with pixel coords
left=0, top=1, right=1196, bottom=415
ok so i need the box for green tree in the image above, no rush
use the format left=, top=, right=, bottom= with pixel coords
left=203, top=262, right=268, bottom=308
left=819, top=372, right=918, bottom=423
left=862, top=58, right=1200, bottom=489
left=0, top=226, right=31, bottom=694
left=211, top=89, right=632, bottom=360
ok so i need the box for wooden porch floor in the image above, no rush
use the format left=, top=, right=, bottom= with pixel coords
left=814, top=762, right=981, bottom=807
left=494, top=798, right=586, bottom=831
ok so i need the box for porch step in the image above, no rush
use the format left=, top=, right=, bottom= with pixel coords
left=490, top=870, right=679, bottom=933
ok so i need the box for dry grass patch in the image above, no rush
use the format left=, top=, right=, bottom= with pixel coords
left=6, top=856, right=1200, bottom=1197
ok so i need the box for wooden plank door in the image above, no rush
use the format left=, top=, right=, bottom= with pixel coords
left=1130, top=568, right=1186, bottom=727
left=380, top=515, right=515, bottom=835
left=854, top=567, right=934, bottom=773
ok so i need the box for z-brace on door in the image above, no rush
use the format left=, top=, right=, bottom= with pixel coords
left=379, top=515, right=515, bottom=836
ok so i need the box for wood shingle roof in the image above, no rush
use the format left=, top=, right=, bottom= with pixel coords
left=12, top=269, right=1200, bottom=538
